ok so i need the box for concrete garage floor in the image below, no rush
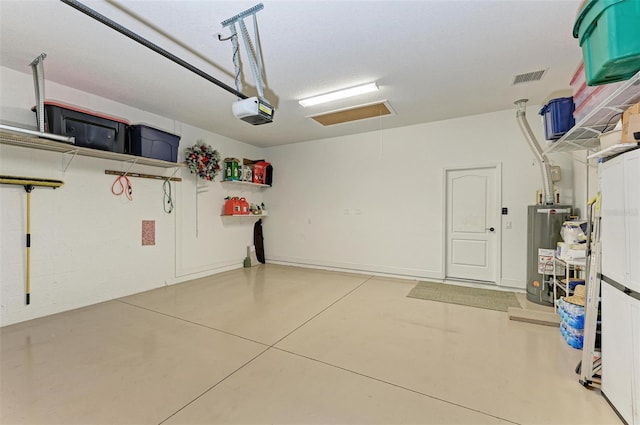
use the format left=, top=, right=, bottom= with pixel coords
left=1, top=264, right=619, bottom=424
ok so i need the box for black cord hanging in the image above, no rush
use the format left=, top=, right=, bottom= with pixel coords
left=163, top=179, right=174, bottom=213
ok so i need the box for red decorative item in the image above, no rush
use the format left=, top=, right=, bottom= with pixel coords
left=252, top=161, right=270, bottom=184
left=184, top=141, right=221, bottom=181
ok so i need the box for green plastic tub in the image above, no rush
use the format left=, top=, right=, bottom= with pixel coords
left=573, top=0, right=640, bottom=86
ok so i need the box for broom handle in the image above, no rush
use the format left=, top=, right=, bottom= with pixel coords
left=25, top=186, right=33, bottom=305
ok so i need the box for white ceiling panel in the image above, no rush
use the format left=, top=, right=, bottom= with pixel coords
left=0, top=0, right=584, bottom=147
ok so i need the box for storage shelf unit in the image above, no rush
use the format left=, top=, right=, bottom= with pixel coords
left=542, top=71, right=640, bottom=155
left=587, top=142, right=640, bottom=160
left=0, top=130, right=183, bottom=168
left=220, top=179, right=270, bottom=188
left=552, top=256, right=586, bottom=312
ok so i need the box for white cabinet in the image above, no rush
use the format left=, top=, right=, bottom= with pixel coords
left=624, top=152, right=640, bottom=291
left=601, top=154, right=630, bottom=287
left=600, top=148, right=640, bottom=425
left=633, top=302, right=640, bottom=425
left=600, top=149, right=640, bottom=292
left=601, top=281, right=637, bottom=424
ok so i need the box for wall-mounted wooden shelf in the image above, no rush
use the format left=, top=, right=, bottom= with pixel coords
left=0, top=129, right=184, bottom=169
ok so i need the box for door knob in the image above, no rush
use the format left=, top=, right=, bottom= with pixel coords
left=486, top=227, right=495, bottom=232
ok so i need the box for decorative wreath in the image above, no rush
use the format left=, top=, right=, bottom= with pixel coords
left=184, top=141, right=221, bottom=181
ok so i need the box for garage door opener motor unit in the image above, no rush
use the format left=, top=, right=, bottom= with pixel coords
left=221, top=3, right=274, bottom=125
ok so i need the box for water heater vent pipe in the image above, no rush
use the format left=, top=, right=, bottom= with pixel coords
left=515, top=99, right=555, bottom=205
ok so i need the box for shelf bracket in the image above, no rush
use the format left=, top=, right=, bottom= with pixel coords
left=603, top=105, right=626, bottom=114
left=61, top=149, right=79, bottom=172
left=164, top=166, right=182, bottom=183
left=120, top=158, right=139, bottom=178
left=580, top=126, right=603, bottom=137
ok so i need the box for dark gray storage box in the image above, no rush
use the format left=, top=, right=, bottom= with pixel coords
left=127, top=125, right=180, bottom=162
left=33, top=101, right=128, bottom=153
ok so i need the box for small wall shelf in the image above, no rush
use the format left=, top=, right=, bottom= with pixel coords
left=220, top=179, right=270, bottom=188
left=221, top=214, right=268, bottom=218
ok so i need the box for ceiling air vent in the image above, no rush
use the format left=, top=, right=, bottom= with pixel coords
left=513, top=69, right=546, bottom=85
left=309, top=101, right=394, bottom=126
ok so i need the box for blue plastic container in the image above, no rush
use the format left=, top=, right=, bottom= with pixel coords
left=568, top=280, right=585, bottom=291
left=127, top=125, right=180, bottom=162
left=558, top=302, right=585, bottom=329
left=539, top=97, right=575, bottom=140
left=560, top=321, right=584, bottom=349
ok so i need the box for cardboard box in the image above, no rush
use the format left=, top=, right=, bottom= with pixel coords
left=599, top=129, right=622, bottom=150
left=566, top=248, right=586, bottom=260
left=622, top=103, right=640, bottom=143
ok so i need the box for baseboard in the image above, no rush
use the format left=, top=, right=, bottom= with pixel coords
left=174, top=261, right=243, bottom=282
left=266, top=256, right=441, bottom=282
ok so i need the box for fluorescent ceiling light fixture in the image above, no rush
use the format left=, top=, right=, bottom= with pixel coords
left=299, top=82, right=378, bottom=107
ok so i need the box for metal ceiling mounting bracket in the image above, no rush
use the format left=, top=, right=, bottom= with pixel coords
left=221, top=3, right=266, bottom=99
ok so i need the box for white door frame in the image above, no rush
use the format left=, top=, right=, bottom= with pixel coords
left=441, top=163, right=502, bottom=285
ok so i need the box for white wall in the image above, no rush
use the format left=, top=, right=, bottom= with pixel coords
left=0, top=67, right=264, bottom=326
left=263, top=109, right=574, bottom=289
left=1, top=64, right=580, bottom=326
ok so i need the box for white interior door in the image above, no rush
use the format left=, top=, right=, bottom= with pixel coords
left=445, top=166, right=499, bottom=283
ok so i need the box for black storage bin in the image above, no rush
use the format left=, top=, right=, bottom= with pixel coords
left=34, top=101, right=128, bottom=153
left=127, top=125, right=180, bottom=162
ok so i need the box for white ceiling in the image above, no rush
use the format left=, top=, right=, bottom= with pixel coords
left=0, top=0, right=583, bottom=147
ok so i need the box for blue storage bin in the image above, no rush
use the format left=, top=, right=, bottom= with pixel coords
left=127, top=125, right=180, bottom=162
left=539, top=97, right=575, bottom=140
left=568, top=280, right=585, bottom=291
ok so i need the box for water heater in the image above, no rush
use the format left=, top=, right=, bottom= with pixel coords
left=526, top=205, right=572, bottom=305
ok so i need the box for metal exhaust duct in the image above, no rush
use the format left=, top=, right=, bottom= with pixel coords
left=514, top=99, right=555, bottom=205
